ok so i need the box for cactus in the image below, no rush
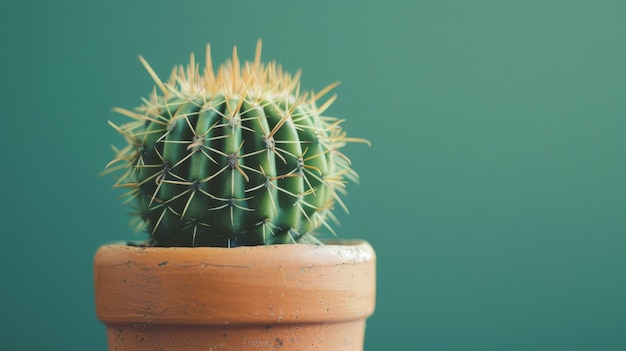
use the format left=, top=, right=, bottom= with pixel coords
left=104, top=40, right=367, bottom=247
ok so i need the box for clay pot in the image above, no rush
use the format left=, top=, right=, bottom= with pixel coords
left=94, top=240, right=376, bottom=350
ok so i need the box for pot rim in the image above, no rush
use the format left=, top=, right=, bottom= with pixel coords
left=94, top=239, right=376, bottom=326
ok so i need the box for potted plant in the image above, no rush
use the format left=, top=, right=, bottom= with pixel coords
left=95, top=40, right=376, bottom=351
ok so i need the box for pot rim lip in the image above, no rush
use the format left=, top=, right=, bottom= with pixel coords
left=95, top=238, right=375, bottom=267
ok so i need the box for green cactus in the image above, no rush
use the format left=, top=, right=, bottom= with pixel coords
left=105, top=40, right=367, bottom=247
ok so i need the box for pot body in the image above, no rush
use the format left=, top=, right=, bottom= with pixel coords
left=94, top=240, right=376, bottom=350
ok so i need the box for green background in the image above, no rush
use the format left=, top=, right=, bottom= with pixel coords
left=1, top=1, right=625, bottom=349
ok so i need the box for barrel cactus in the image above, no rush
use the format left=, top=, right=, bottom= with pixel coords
left=105, top=41, right=367, bottom=247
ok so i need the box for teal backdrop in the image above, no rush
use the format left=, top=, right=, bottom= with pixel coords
left=1, top=1, right=625, bottom=350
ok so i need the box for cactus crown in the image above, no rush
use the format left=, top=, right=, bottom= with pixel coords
left=105, top=40, right=367, bottom=247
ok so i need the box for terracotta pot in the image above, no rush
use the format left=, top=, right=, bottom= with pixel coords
left=94, top=240, right=376, bottom=350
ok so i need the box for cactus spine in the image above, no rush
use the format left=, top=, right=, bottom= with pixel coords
left=105, top=41, right=366, bottom=247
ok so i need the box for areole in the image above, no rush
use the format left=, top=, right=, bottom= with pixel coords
left=94, top=240, right=376, bottom=350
